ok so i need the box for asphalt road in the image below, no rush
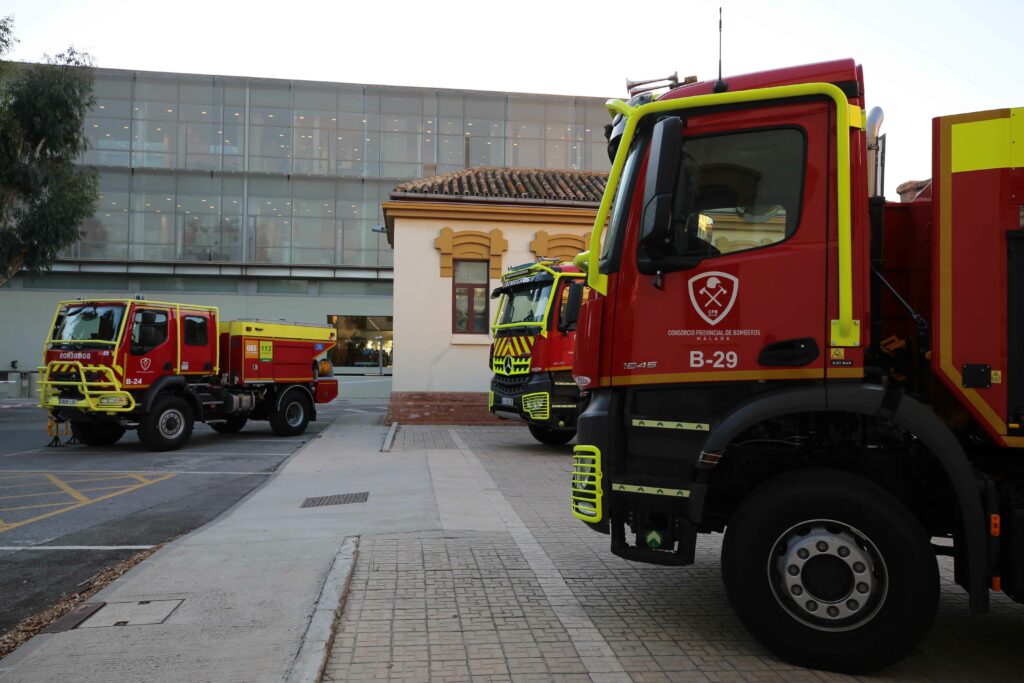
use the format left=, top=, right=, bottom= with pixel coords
left=0, top=397, right=387, bottom=633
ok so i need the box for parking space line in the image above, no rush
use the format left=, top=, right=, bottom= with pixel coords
left=0, top=545, right=155, bottom=551
left=0, top=469, right=273, bottom=476
left=44, top=473, right=90, bottom=503
left=0, top=472, right=176, bottom=534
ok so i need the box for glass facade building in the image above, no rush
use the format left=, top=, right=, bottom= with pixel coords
left=64, top=68, right=612, bottom=270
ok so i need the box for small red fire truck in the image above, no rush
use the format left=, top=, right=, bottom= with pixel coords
left=488, top=261, right=586, bottom=445
left=39, top=297, right=338, bottom=451
left=568, top=58, right=1024, bottom=671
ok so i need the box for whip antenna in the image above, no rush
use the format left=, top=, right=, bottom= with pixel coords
left=713, top=7, right=728, bottom=93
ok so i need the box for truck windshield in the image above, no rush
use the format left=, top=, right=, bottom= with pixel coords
left=600, top=139, right=643, bottom=264
left=496, top=281, right=553, bottom=326
left=52, top=304, right=126, bottom=345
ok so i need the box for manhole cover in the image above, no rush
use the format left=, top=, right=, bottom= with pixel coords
left=78, top=599, right=183, bottom=627
left=301, top=492, right=369, bottom=508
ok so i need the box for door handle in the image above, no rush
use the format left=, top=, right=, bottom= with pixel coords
left=164, top=362, right=173, bottom=371
left=758, top=338, right=819, bottom=367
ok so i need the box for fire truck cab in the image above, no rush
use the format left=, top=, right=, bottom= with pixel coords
left=569, top=58, right=1024, bottom=672
left=489, top=261, right=586, bottom=445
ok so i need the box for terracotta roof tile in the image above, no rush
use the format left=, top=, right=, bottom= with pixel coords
left=391, top=167, right=608, bottom=206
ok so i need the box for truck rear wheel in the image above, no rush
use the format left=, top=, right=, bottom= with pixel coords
left=138, top=395, right=194, bottom=451
left=70, top=421, right=125, bottom=447
left=528, top=424, right=575, bottom=446
left=210, top=417, right=248, bottom=434
left=721, top=468, right=938, bottom=673
left=270, top=391, right=311, bottom=437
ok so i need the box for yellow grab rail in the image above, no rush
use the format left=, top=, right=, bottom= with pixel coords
left=587, top=82, right=861, bottom=347
left=37, top=361, right=136, bottom=413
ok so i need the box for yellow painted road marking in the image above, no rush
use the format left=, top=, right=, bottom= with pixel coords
left=45, top=473, right=91, bottom=503
left=0, top=471, right=176, bottom=534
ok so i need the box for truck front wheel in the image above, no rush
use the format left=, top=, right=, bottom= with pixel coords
left=721, top=468, right=938, bottom=673
left=70, top=421, right=125, bottom=447
left=528, top=424, right=575, bottom=446
left=270, top=391, right=311, bottom=436
left=137, top=395, right=194, bottom=451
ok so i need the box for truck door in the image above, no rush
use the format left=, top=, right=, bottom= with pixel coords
left=180, top=310, right=216, bottom=376
left=611, top=101, right=830, bottom=392
left=124, top=306, right=176, bottom=389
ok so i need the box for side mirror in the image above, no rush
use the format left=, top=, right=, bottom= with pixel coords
left=639, top=116, right=683, bottom=257
left=559, top=282, right=585, bottom=333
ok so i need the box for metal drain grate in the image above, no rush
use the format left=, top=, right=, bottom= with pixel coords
left=41, top=602, right=106, bottom=633
left=301, top=492, right=369, bottom=508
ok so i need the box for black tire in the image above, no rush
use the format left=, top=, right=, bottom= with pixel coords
left=137, top=395, right=194, bottom=451
left=210, top=417, right=248, bottom=434
left=528, top=424, right=575, bottom=446
left=269, top=390, right=311, bottom=437
left=70, top=421, right=125, bottom=447
left=721, top=468, right=939, bottom=674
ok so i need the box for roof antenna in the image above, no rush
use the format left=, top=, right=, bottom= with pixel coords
left=713, top=7, right=728, bottom=93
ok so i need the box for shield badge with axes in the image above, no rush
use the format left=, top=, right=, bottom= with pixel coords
left=688, top=271, right=739, bottom=326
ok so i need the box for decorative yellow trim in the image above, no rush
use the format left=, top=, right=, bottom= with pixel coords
left=609, top=368, right=825, bottom=387
left=951, top=109, right=1024, bottom=173
left=434, top=227, right=508, bottom=278
left=587, top=83, right=860, bottom=346
left=522, top=392, right=550, bottom=420
left=571, top=445, right=603, bottom=523
left=530, top=231, right=588, bottom=261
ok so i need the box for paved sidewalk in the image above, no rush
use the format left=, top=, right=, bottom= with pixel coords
left=0, top=421, right=420, bottom=682
left=325, top=426, right=1024, bottom=683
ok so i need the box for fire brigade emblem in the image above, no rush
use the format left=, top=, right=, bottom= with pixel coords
left=140, top=357, right=152, bottom=371
left=687, top=271, right=738, bottom=326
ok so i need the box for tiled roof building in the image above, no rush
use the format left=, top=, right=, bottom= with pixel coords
left=392, top=167, right=608, bottom=205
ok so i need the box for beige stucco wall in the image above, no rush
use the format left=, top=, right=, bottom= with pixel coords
left=392, top=214, right=591, bottom=393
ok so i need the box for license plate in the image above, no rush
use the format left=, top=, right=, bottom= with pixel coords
left=58, top=398, right=78, bottom=406
left=501, top=397, right=514, bottom=406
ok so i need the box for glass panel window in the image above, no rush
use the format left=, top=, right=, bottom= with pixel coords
left=452, top=260, right=489, bottom=334
left=326, top=315, right=393, bottom=374
left=130, top=310, right=168, bottom=355
left=663, top=128, right=805, bottom=259
left=184, top=316, right=209, bottom=346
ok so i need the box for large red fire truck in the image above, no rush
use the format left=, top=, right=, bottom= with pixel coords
left=39, top=298, right=338, bottom=451
left=567, top=58, right=1024, bottom=671
left=488, top=260, right=585, bottom=445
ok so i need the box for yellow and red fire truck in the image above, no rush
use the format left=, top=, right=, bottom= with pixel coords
left=569, top=58, right=1024, bottom=671
left=39, top=297, right=338, bottom=451
left=488, top=261, right=586, bottom=444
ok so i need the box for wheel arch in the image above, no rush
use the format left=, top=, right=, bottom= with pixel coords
left=701, top=383, right=989, bottom=613
left=140, top=376, right=185, bottom=413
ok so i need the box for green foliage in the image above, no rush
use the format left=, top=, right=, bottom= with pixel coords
left=0, top=16, right=99, bottom=285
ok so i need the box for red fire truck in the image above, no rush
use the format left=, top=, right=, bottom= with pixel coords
left=488, top=261, right=586, bottom=444
left=567, top=58, right=1024, bottom=671
left=39, top=298, right=338, bottom=451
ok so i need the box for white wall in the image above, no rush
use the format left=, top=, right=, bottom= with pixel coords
left=391, top=215, right=589, bottom=393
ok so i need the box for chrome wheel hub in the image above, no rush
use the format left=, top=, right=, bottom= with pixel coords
left=158, top=408, right=185, bottom=439
left=285, top=401, right=304, bottom=428
left=769, top=520, right=887, bottom=631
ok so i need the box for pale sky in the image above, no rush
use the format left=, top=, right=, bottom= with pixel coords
left=5, top=0, right=1023, bottom=198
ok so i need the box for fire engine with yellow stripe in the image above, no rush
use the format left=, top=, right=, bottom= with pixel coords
left=488, top=260, right=587, bottom=445
left=568, top=58, right=1024, bottom=671
left=39, top=297, right=338, bottom=451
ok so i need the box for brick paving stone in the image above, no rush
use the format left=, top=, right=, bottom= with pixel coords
left=323, top=426, right=1024, bottom=682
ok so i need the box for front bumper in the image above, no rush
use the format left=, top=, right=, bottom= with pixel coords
left=489, top=371, right=580, bottom=429
left=38, top=361, right=136, bottom=415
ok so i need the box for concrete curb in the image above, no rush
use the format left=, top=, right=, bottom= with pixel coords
left=381, top=421, right=399, bottom=452
left=284, top=535, right=360, bottom=683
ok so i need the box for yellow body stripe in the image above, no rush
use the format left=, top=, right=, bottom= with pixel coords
left=951, top=109, right=1024, bottom=173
